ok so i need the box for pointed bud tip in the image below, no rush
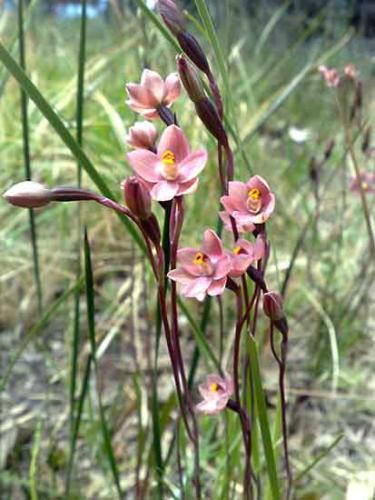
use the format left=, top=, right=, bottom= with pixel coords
left=3, top=181, right=51, bottom=208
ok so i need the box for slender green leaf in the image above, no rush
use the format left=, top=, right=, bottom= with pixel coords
left=84, top=229, right=123, bottom=499
left=29, top=420, right=43, bottom=500
left=249, top=336, right=281, bottom=500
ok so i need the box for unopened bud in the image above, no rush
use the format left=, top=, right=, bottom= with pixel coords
left=195, top=97, right=228, bottom=145
left=177, top=31, right=210, bottom=74
left=122, top=177, right=151, bottom=220
left=362, top=126, right=371, bottom=153
left=263, top=291, right=284, bottom=321
left=3, top=181, right=51, bottom=208
left=323, top=139, right=335, bottom=160
left=126, top=122, right=158, bottom=150
left=158, top=0, right=185, bottom=36
left=177, top=55, right=205, bottom=103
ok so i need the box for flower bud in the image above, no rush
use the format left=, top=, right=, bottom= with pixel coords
left=177, top=31, right=210, bottom=74
left=344, top=64, right=357, bottom=81
left=263, top=291, right=284, bottom=321
left=176, top=55, right=205, bottom=103
left=3, top=181, right=51, bottom=208
left=195, top=97, right=228, bottom=146
left=122, top=177, right=151, bottom=220
left=126, top=121, right=158, bottom=150
left=158, top=0, right=185, bottom=36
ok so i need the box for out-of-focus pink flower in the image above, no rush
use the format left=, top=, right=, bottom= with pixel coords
left=344, top=64, right=358, bottom=81
left=126, top=121, right=158, bottom=150
left=219, top=211, right=255, bottom=234
left=127, top=124, right=207, bottom=201
left=126, top=69, right=181, bottom=120
left=349, top=171, right=375, bottom=194
left=220, top=176, right=275, bottom=226
left=229, top=235, right=265, bottom=278
left=168, top=229, right=231, bottom=301
left=195, top=374, right=234, bottom=415
left=318, top=65, right=340, bottom=88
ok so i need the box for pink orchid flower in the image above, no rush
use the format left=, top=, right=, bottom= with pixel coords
left=318, top=65, right=340, bottom=88
left=126, top=121, right=158, bottom=150
left=127, top=124, right=207, bottom=201
left=219, top=211, right=255, bottom=234
left=349, top=171, right=375, bottom=194
left=196, top=374, right=234, bottom=416
left=229, top=235, right=265, bottom=278
left=168, top=229, right=231, bottom=301
left=220, top=176, right=275, bottom=226
left=126, top=69, right=181, bottom=120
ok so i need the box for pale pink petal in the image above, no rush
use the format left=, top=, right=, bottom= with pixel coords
left=214, top=255, right=231, bottom=279
left=167, top=268, right=193, bottom=285
left=207, top=277, right=227, bottom=296
left=177, top=178, right=199, bottom=196
left=178, top=150, right=207, bottom=181
left=157, top=125, right=189, bottom=163
left=220, top=211, right=255, bottom=233
left=164, top=73, right=181, bottom=105
left=126, top=83, right=158, bottom=108
left=181, top=276, right=211, bottom=298
left=221, top=194, right=247, bottom=215
left=127, top=150, right=160, bottom=182
left=196, top=399, right=222, bottom=415
left=228, top=181, right=248, bottom=199
left=126, top=101, right=159, bottom=120
left=246, top=175, right=271, bottom=197
left=177, top=247, right=200, bottom=265
left=202, top=229, right=224, bottom=260
left=230, top=255, right=252, bottom=277
left=253, top=234, right=266, bottom=260
left=140, top=69, right=166, bottom=102
left=150, top=181, right=179, bottom=201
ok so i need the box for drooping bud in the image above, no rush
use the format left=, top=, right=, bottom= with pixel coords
left=177, top=31, right=210, bottom=74
left=176, top=54, right=205, bottom=103
left=126, top=122, right=158, bottom=150
left=122, top=177, right=152, bottom=220
left=158, top=0, right=185, bottom=36
left=263, top=291, right=284, bottom=321
left=263, top=291, right=288, bottom=335
left=3, top=181, right=51, bottom=208
left=195, top=97, right=228, bottom=146
left=323, top=139, right=335, bottom=161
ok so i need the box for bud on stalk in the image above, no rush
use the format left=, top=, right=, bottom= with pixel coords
left=195, top=97, right=228, bottom=146
left=3, top=181, right=51, bottom=208
left=122, top=177, right=152, bottom=220
left=158, top=0, right=185, bottom=36
left=177, top=54, right=205, bottom=103
left=263, top=291, right=289, bottom=335
left=177, top=31, right=210, bottom=74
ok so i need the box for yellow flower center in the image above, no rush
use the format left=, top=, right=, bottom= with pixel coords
left=247, top=187, right=262, bottom=213
left=210, top=383, right=218, bottom=392
left=162, top=150, right=178, bottom=180
left=193, top=252, right=205, bottom=265
left=233, top=246, right=242, bottom=255
left=362, top=181, right=369, bottom=191
left=248, top=188, right=261, bottom=200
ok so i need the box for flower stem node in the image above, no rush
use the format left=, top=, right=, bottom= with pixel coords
left=3, top=181, right=51, bottom=208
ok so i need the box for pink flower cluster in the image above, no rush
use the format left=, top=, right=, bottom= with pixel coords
left=168, top=228, right=266, bottom=301
left=124, top=69, right=208, bottom=202
left=318, top=63, right=358, bottom=88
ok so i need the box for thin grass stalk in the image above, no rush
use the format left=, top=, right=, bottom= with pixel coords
left=269, top=323, right=292, bottom=499
left=17, top=0, right=43, bottom=315
left=84, top=229, right=123, bottom=499
left=67, top=0, right=87, bottom=493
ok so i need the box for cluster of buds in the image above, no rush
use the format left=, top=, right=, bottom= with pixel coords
left=318, top=63, right=359, bottom=88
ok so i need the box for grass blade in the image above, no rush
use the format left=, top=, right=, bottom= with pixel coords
left=84, top=229, right=123, bottom=499
left=248, top=335, right=281, bottom=500
left=17, top=0, right=43, bottom=315
left=29, top=419, right=43, bottom=500
left=0, top=39, right=146, bottom=253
